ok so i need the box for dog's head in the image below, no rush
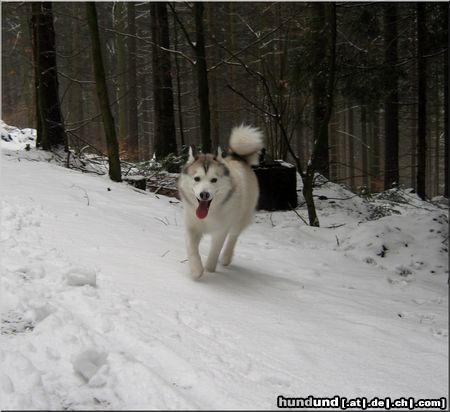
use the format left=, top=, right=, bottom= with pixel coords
left=179, top=147, right=232, bottom=219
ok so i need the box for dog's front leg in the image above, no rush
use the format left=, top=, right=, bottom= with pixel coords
left=186, top=229, right=203, bottom=280
left=205, top=231, right=227, bottom=273
left=221, top=233, right=239, bottom=266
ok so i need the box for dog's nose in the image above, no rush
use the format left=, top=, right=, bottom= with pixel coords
left=199, top=191, right=210, bottom=200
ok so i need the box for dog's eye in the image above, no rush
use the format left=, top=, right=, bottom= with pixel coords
left=194, top=176, right=200, bottom=182
left=210, top=178, right=217, bottom=183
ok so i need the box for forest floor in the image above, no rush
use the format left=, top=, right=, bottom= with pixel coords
left=1, top=122, right=448, bottom=410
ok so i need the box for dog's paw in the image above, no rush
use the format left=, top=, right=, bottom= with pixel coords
left=204, top=263, right=217, bottom=273
left=191, top=266, right=204, bottom=281
left=220, top=254, right=232, bottom=266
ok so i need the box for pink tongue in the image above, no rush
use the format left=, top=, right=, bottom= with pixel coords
left=196, top=200, right=210, bottom=219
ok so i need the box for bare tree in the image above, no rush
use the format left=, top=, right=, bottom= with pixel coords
left=113, top=2, right=128, bottom=148
left=383, top=3, right=399, bottom=189
left=223, top=4, right=336, bottom=226
left=151, top=2, right=177, bottom=159
left=170, top=3, right=212, bottom=152
left=127, top=2, right=139, bottom=160
left=445, top=53, right=449, bottom=199
left=194, top=3, right=212, bottom=152
left=416, top=2, right=427, bottom=199
left=311, top=2, right=332, bottom=179
left=303, top=3, right=336, bottom=226
left=86, top=2, right=121, bottom=182
left=31, top=2, right=66, bottom=150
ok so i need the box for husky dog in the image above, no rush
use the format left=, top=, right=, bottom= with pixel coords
left=178, top=125, right=264, bottom=280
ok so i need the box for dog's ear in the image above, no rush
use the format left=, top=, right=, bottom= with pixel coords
left=216, top=146, right=225, bottom=163
left=188, top=146, right=196, bottom=163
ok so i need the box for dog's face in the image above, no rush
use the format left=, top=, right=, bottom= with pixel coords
left=179, top=147, right=232, bottom=219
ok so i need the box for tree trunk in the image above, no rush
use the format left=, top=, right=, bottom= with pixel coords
left=416, top=2, right=427, bottom=199
left=206, top=5, right=220, bottom=150
left=194, top=2, right=212, bottom=153
left=71, top=3, right=84, bottom=151
left=172, top=9, right=185, bottom=148
left=361, top=104, right=369, bottom=188
left=329, top=111, right=338, bottom=181
left=114, top=2, right=128, bottom=150
left=371, top=108, right=382, bottom=192
left=444, top=23, right=449, bottom=197
left=347, top=104, right=355, bottom=189
left=151, top=2, right=177, bottom=160
left=127, top=2, right=139, bottom=160
left=139, top=70, right=150, bottom=161
left=383, top=3, right=399, bottom=189
left=302, top=2, right=336, bottom=227
left=227, top=3, right=237, bottom=126
left=311, top=2, right=331, bottom=179
left=433, top=69, right=440, bottom=197
left=410, top=86, right=417, bottom=191
left=30, top=4, right=42, bottom=145
left=31, top=2, right=66, bottom=151
left=86, top=2, right=122, bottom=182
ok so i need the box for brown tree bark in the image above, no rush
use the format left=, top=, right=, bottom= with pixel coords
left=151, top=2, right=177, bottom=159
left=30, top=4, right=42, bottom=144
left=86, top=2, right=122, bottom=182
left=303, top=2, right=336, bottom=226
left=31, top=2, right=66, bottom=150
left=114, top=2, right=128, bottom=149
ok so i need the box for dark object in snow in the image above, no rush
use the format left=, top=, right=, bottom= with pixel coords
left=377, top=245, right=388, bottom=257
left=107, top=187, right=111, bottom=191
left=1, top=312, right=35, bottom=335
left=1, top=133, right=12, bottom=142
left=123, top=176, right=147, bottom=191
left=318, top=195, right=328, bottom=200
left=253, top=157, right=297, bottom=211
left=149, top=184, right=180, bottom=199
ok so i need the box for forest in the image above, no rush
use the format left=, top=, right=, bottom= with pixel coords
left=1, top=2, right=449, bottom=409
left=1, top=1, right=449, bottom=217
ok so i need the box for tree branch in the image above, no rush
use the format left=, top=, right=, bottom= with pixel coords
left=167, top=2, right=196, bottom=52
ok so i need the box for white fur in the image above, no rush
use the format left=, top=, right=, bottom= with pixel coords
left=216, top=146, right=224, bottom=162
left=229, top=124, right=264, bottom=165
left=178, top=125, right=264, bottom=280
left=188, top=146, right=195, bottom=163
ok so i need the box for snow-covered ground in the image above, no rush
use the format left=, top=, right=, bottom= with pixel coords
left=1, top=123, right=448, bottom=410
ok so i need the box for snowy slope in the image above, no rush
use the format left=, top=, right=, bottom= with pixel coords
left=1, top=129, right=448, bottom=410
left=1, top=121, right=36, bottom=151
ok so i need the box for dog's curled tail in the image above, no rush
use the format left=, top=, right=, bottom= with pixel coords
left=229, top=124, right=264, bottom=166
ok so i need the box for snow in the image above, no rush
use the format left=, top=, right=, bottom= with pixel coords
left=1, top=124, right=448, bottom=410
left=1, top=121, right=36, bottom=151
left=65, top=267, right=97, bottom=287
left=72, top=349, right=108, bottom=385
